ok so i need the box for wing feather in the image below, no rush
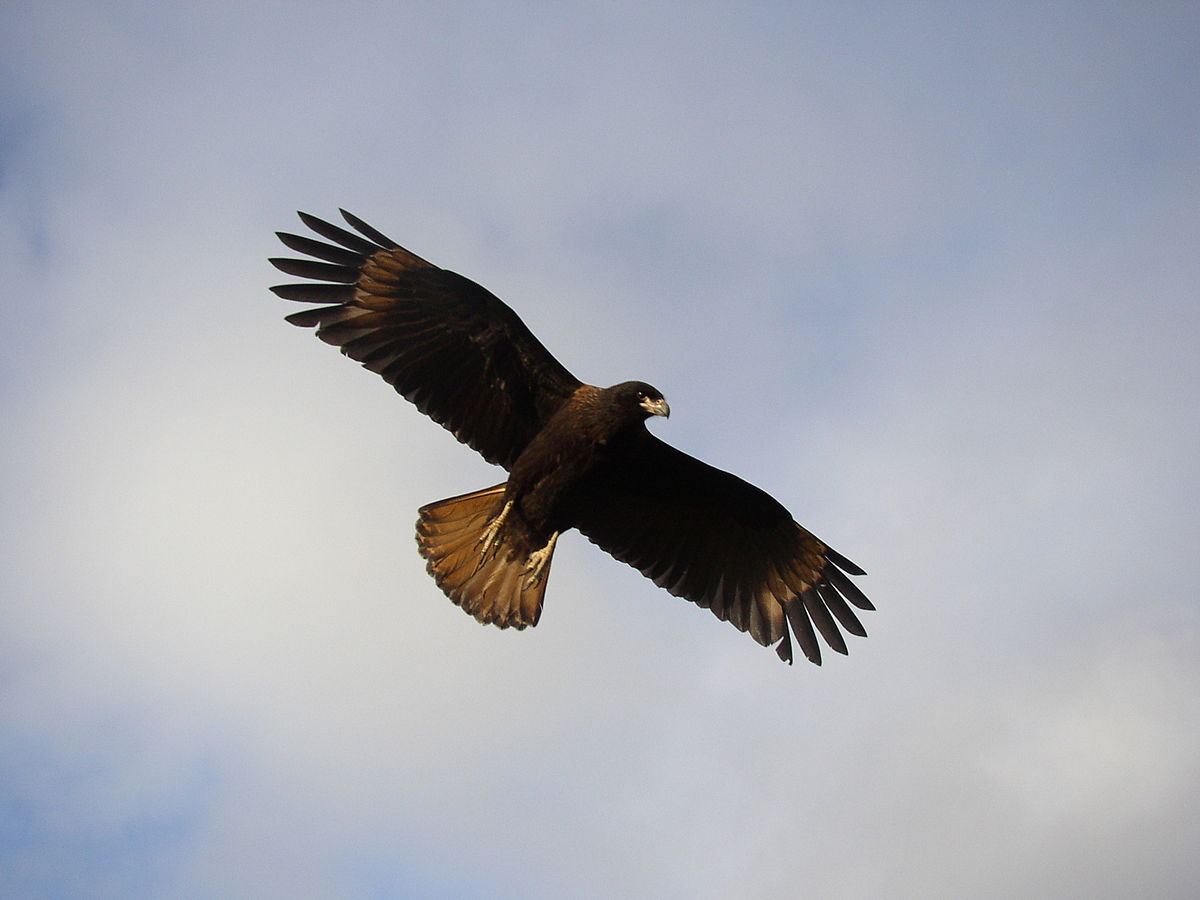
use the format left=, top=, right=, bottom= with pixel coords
left=276, top=284, right=357, bottom=305
left=271, top=210, right=583, bottom=469
left=276, top=232, right=363, bottom=266
left=297, top=210, right=388, bottom=254
left=815, top=581, right=868, bottom=638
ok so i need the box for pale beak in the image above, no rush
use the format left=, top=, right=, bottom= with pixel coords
left=641, top=397, right=670, bottom=418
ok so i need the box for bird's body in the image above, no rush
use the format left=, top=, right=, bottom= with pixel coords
left=506, top=381, right=669, bottom=539
left=271, top=210, right=874, bottom=665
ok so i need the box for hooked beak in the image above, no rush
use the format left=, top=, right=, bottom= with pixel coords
left=641, top=397, right=670, bottom=418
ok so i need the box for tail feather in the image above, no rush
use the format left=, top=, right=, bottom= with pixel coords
left=416, top=484, right=554, bottom=629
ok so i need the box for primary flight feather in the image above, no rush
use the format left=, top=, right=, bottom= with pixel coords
left=270, top=210, right=873, bottom=664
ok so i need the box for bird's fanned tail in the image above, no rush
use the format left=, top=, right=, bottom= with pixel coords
left=416, top=485, right=554, bottom=629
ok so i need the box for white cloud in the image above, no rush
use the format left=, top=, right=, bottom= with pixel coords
left=2, top=2, right=1198, bottom=898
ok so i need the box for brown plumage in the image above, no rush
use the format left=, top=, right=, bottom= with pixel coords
left=270, top=210, right=874, bottom=665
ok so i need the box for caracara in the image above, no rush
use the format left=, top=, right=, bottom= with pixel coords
left=270, top=210, right=873, bottom=665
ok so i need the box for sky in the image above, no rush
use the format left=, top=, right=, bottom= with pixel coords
left=2, top=1, right=1198, bottom=897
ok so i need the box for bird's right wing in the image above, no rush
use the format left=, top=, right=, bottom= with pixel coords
left=572, top=435, right=873, bottom=665
left=270, top=210, right=582, bottom=470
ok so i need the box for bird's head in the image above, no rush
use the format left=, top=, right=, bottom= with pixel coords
left=610, top=381, right=670, bottom=420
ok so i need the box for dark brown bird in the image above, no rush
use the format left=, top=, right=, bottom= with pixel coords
left=270, top=210, right=873, bottom=665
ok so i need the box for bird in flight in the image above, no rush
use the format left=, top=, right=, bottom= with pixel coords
left=270, top=210, right=873, bottom=665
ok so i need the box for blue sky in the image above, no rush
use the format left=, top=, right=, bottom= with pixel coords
left=2, top=2, right=1199, bottom=897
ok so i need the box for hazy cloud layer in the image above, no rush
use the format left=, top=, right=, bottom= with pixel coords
left=2, top=2, right=1198, bottom=898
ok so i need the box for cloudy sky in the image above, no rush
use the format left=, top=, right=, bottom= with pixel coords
left=3, top=2, right=1198, bottom=897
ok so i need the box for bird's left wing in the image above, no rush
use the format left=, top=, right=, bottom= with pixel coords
left=571, top=436, right=873, bottom=664
left=270, top=210, right=582, bottom=470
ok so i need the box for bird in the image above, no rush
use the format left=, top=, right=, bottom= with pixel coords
left=269, top=209, right=873, bottom=665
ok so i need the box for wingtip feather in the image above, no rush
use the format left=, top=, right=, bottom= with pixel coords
left=340, top=209, right=399, bottom=249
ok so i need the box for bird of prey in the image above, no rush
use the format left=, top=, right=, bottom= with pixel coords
left=270, top=210, right=873, bottom=665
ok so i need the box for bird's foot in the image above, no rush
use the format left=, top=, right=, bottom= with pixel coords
left=524, top=532, right=558, bottom=588
left=477, top=500, right=511, bottom=559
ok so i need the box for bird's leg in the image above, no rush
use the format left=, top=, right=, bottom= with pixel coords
left=524, top=532, right=559, bottom=588
left=477, top=500, right=512, bottom=559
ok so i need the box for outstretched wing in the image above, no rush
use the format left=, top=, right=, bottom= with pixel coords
left=270, top=210, right=582, bottom=469
left=572, top=436, right=873, bottom=665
